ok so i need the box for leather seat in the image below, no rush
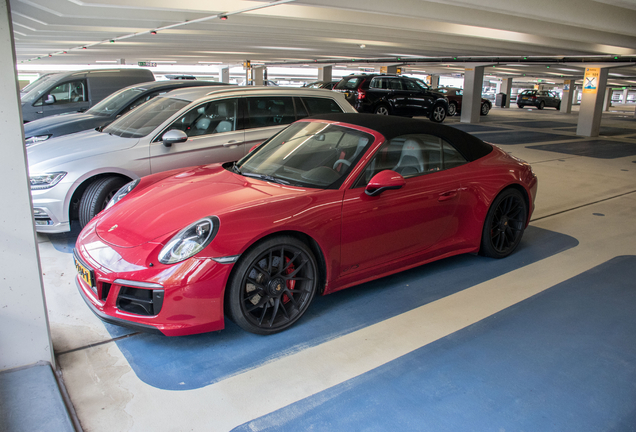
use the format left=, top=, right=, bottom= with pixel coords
left=393, top=138, right=427, bottom=176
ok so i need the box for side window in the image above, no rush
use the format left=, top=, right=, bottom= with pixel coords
left=123, top=90, right=166, bottom=115
left=301, top=97, right=344, bottom=115
left=369, top=78, right=388, bottom=89
left=457, top=90, right=463, bottom=96
left=403, top=80, right=420, bottom=91
left=35, top=80, right=86, bottom=106
left=294, top=97, right=309, bottom=119
left=355, top=134, right=467, bottom=187
left=387, top=79, right=404, bottom=90
left=169, top=98, right=238, bottom=137
left=246, top=96, right=295, bottom=128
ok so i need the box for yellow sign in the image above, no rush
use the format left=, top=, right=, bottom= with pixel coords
left=583, top=68, right=600, bottom=94
left=380, top=66, right=387, bottom=74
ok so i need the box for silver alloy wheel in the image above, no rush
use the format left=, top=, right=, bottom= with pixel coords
left=431, top=105, right=446, bottom=122
left=448, top=102, right=457, bottom=116
left=374, top=105, right=389, bottom=115
left=480, top=103, right=490, bottom=115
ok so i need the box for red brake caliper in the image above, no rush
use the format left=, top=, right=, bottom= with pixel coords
left=283, top=257, right=295, bottom=303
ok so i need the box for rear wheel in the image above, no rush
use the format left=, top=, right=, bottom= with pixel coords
left=480, top=102, right=490, bottom=116
left=556, top=102, right=561, bottom=110
left=227, top=236, right=318, bottom=335
left=448, top=101, right=458, bottom=116
left=430, top=104, right=446, bottom=123
left=480, top=188, right=527, bottom=259
left=517, top=104, right=524, bottom=109
left=78, top=176, right=128, bottom=228
left=374, top=104, right=390, bottom=115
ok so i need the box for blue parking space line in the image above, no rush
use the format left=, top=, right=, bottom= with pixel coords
left=110, top=226, right=578, bottom=390
left=232, top=255, right=636, bottom=432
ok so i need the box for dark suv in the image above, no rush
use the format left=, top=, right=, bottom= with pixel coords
left=516, top=90, right=561, bottom=110
left=333, top=74, right=449, bottom=122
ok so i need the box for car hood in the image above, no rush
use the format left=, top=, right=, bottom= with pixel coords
left=27, top=129, right=139, bottom=172
left=94, top=165, right=308, bottom=248
left=23, top=112, right=107, bottom=139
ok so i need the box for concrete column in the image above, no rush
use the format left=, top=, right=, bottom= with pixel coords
left=429, top=74, right=439, bottom=88
left=318, top=66, right=332, bottom=82
left=577, top=67, right=609, bottom=137
left=603, top=88, right=612, bottom=112
left=573, top=88, right=581, bottom=105
left=561, top=79, right=575, bottom=113
left=117, top=58, right=125, bottom=65
left=460, top=65, right=485, bottom=123
left=0, top=0, right=54, bottom=371
left=622, top=88, right=629, bottom=103
left=252, top=66, right=264, bottom=86
left=220, top=67, right=230, bottom=84
left=500, top=77, right=513, bottom=108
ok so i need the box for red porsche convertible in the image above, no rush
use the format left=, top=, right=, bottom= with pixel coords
left=74, top=113, right=537, bottom=336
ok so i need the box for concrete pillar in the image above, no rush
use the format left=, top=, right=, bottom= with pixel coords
left=603, top=88, right=612, bottom=112
left=318, top=66, right=332, bottom=82
left=500, top=77, right=513, bottom=108
left=577, top=66, right=609, bottom=137
left=573, top=88, right=581, bottom=105
left=460, top=65, right=485, bottom=123
left=561, top=79, right=575, bottom=114
left=220, top=67, right=230, bottom=84
left=117, top=58, right=125, bottom=65
left=429, top=75, right=440, bottom=88
left=0, top=0, right=54, bottom=371
left=622, top=88, right=629, bottom=104
left=252, top=66, right=264, bottom=86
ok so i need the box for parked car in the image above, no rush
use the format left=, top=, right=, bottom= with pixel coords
left=434, top=87, right=492, bottom=116
left=516, top=90, right=561, bottom=110
left=74, top=113, right=537, bottom=336
left=28, top=87, right=355, bottom=233
left=304, top=81, right=339, bottom=90
left=24, top=80, right=228, bottom=146
left=20, top=73, right=55, bottom=96
left=21, top=68, right=155, bottom=122
left=333, top=74, right=448, bottom=122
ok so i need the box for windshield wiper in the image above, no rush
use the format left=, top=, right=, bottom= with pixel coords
left=241, top=172, right=290, bottom=185
left=231, top=162, right=242, bottom=175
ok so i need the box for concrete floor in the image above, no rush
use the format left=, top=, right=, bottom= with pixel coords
left=37, top=105, right=636, bottom=431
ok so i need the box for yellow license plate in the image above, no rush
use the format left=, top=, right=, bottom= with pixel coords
left=74, top=254, right=95, bottom=290
left=522, top=97, right=528, bottom=100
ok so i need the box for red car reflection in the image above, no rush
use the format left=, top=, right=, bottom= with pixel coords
left=74, top=113, right=537, bottom=336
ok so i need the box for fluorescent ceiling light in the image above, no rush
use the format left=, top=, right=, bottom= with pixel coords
left=95, top=60, right=117, bottom=63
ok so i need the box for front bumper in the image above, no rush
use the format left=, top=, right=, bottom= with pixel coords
left=74, top=235, right=235, bottom=336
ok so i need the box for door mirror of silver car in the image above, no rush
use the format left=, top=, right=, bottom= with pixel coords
left=44, top=94, right=56, bottom=105
left=365, top=170, right=405, bottom=196
left=162, top=129, right=188, bottom=147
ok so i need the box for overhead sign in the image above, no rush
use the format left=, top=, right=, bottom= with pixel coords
left=138, top=61, right=157, bottom=67
left=583, top=68, right=600, bottom=94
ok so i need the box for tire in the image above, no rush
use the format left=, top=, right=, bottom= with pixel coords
left=78, top=176, right=128, bottom=228
left=374, top=104, right=390, bottom=115
left=480, top=188, right=528, bottom=259
left=538, top=101, right=545, bottom=110
left=430, top=104, right=446, bottom=123
left=517, top=104, right=524, bottom=109
left=226, top=236, right=318, bottom=335
left=556, top=102, right=561, bottom=110
left=448, top=101, right=458, bottom=116
left=480, top=102, right=490, bottom=116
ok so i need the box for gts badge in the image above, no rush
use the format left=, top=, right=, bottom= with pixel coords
left=108, top=224, right=118, bottom=232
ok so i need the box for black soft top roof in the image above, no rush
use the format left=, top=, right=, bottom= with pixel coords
left=307, top=113, right=493, bottom=162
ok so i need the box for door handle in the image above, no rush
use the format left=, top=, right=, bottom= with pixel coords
left=222, top=140, right=243, bottom=147
left=438, top=190, right=458, bottom=202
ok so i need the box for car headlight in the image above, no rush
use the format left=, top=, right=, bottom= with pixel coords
left=105, top=179, right=140, bottom=210
left=158, top=217, right=219, bottom=265
left=25, top=135, right=52, bottom=146
left=30, top=172, right=66, bottom=190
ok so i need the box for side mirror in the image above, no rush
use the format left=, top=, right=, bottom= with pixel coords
left=44, top=94, right=56, bottom=105
left=162, top=129, right=188, bottom=147
left=365, top=170, right=405, bottom=196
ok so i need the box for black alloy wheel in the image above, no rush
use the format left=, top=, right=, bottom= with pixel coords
left=78, top=176, right=128, bottom=228
left=480, top=188, right=527, bottom=259
left=227, top=236, right=318, bottom=335
left=480, top=102, right=490, bottom=116
left=430, top=104, right=447, bottom=123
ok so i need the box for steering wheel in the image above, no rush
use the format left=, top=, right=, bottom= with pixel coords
left=332, top=159, right=351, bottom=170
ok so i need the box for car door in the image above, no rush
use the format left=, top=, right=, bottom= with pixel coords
left=403, top=78, right=431, bottom=116
left=339, top=134, right=466, bottom=277
left=149, top=97, right=245, bottom=173
left=38, top=79, right=90, bottom=118
left=385, top=77, right=410, bottom=115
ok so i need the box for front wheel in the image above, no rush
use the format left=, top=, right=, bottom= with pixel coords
left=480, top=102, right=490, bottom=116
left=430, top=104, right=446, bottom=123
left=538, top=101, right=545, bottom=110
left=226, top=236, right=318, bottom=335
left=78, top=176, right=128, bottom=228
left=480, top=188, right=527, bottom=259
left=448, top=101, right=458, bottom=116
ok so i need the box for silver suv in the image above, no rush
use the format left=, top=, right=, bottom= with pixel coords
left=28, top=86, right=355, bottom=233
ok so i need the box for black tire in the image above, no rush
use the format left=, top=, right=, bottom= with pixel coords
left=78, top=176, right=128, bottom=228
left=226, top=236, right=318, bottom=335
left=480, top=188, right=527, bottom=259
left=480, top=102, right=490, bottom=116
left=518, top=104, right=524, bottom=109
left=374, top=104, right=390, bottom=115
left=556, top=102, right=561, bottom=110
left=538, top=101, right=545, bottom=110
left=448, top=101, right=458, bottom=116
left=430, top=104, right=446, bottom=123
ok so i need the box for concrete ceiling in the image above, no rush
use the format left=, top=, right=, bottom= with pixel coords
left=10, top=0, right=636, bottom=86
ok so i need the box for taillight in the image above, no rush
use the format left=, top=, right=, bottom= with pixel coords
left=531, top=96, right=537, bottom=100
left=357, top=89, right=366, bottom=100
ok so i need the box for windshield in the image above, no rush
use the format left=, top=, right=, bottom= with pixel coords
left=334, top=77, right=364, bottom=90
left=87, top=87, right=145, bottom=116
left=21, top=73, right=64, bottom=103
left=102, top=96, right=189, bottom=138
left=236, top=121, right=374, bottom=189
left=20, top=74, right=54, bottom=94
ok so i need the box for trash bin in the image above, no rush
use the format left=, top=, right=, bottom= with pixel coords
left=495, top=93, right=507, bottom=108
